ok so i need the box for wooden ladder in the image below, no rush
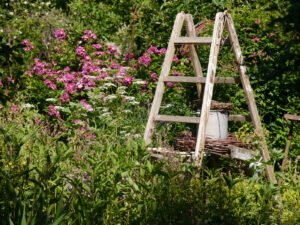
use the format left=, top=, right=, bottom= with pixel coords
left=144, top=12, right=277, bottom=184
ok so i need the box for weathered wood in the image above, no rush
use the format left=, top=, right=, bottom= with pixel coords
left=155, top=115, right=200, bottom=124
left=163, top=76, right=238, bottom=84
left=228, top=115, right=248, bottom=122
left=225, top=13, right=277, bottom=184
left=174, top=37, right=212, bottom=45
left=284, top=114, right=300, bottom=121
left=194, top=12, right=225, bottom=167
left=144, top=13, right=185, bottom=145
left=281, top=127, right=293, bottom=171
left=230, top=146, right=254, bottom=160
left=184, top=14, right=204, bottom=98
left=211, top=101, right=234, bottom=110
left=281, top=114, right=300, bottom=171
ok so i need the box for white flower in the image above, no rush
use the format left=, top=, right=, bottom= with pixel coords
left=123, top=110, right=132, bottom=114
left=104, top=95, right=117, bottom=101
left=103, top=82, right=116, bottom=87
left=128, top=100, right=139, bottom=105
left=46, top=98, right=57, bottom=102
left=101, top=112, right=111, bottom=117
left=123, top=96, right=135, bottom=101
left=22, top=103, right=34, bottom=109
left=133, top=80, right=147, bottom=85
left=101, top=107, right=109, bottom=112
left=54, top=106, right=64, bottom=110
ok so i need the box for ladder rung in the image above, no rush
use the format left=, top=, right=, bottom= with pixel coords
left=284, top=114, right=300, bottom=121
left=155, top=115, right=200, bottom=124
left=228, top=115, right=248, bottom=122
left=163, top=76, right=239, bottom=84
left=174, top=37, right=212, bottom=45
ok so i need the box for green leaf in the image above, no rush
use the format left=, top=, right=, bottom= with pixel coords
left=21, top=205, right=27, bottom=225
left=52, top=214, right=66, bottom=225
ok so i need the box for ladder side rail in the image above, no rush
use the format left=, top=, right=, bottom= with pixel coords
left=194, top=12, right=225, bottom=167
left=184, top=14, right=204, bottom=98
left=144, top=13, right=185, bottom=145
left=225, top=13, right=277, bottom=184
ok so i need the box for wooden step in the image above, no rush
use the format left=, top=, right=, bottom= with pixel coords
left=155, top=115, right=200, bottom=124
left=228, top=115, right=248, bottom=122
left=156, top=114, right=248, bottom=123
left=163, top=76, right=239, bottom=84
left=174, top=37, right=212, bottom=45
left=284, top=114, right=300, bottom=121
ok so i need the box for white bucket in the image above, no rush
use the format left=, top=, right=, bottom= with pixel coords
left=206, top=110, right=228, bottom=139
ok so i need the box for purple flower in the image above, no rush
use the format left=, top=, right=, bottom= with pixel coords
left=111, top=61, right=120, bottom=69
left=82, top=30, right=97, bottom=41
left=107, top=44, right=120, bottom=55
left=60, top=73, right=76, bottom=83
left=158, top=48, right=167, bottom=55
left=76, top=46, right=87, bottom=57
left=150, top=72, right=158, bottom=81
left=76, top=77, right=95, bottom=90
left=54, top=28, right=67, bottom=40
left=166, top=81, right=174, bottom=88
left=173, top=55, right=179, bottom=63
left=94, top=51, right=105, bottom=56
left=124, top=52, right=135, bottom=61
left=73, top=119, right=82, bottom=124
left=7, top=76, right=15, bottom=84
left=0, top=80, right=3, bottom=88
left=80, top=99, right=93, bottom=111
left=10, top=104, right=19, bottom=114
left=84, top=55, right=91, bottom=61
left=92, top=44, right=102, bottom=50
left=84, top=132, right=96, bottom=141
left=31, top=58, right=47, bottom=76
left=117, top=67, right=127, bottom=76
left=48, top=105, right=61, bottom=120
left=44, top=79, right=57, bottom=90
left=65, top=83, right=76, bottom=94
left=64, top=66, right=70, bottom=72
left=22, top=39, right=34, bottom=51
left=82, top=61, right=100, bottom=75
left=138, top=54, right=152, bottom=67
left=146, top=46, right=159, bottom=54
left=123, top=76, right=133, bottom=86
left=60, top=91, right=70, bottom=103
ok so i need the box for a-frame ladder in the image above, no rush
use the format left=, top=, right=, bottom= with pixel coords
left=144, top=12, right=277, bottom=184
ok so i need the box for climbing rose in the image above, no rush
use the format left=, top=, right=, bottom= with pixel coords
left=54, top=28, right=67, bottom=40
